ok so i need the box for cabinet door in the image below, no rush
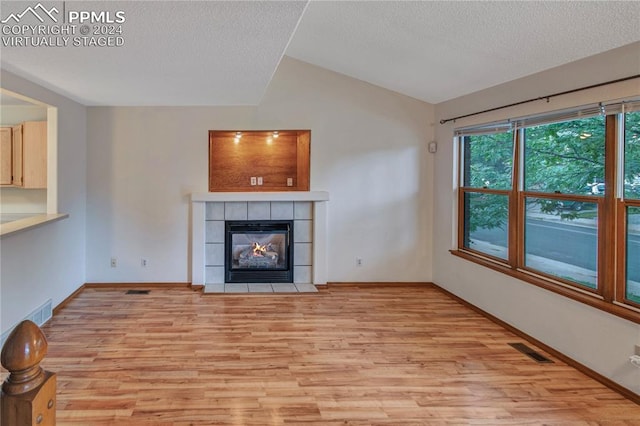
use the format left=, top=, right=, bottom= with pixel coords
left=0, top=127, right=11, bottom=185
left=21, top=121, right=47, bottom=188
left=12, top=125, right=22, bottom=187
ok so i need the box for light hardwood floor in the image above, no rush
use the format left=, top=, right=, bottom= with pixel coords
left=7, top=284, right=640, bottom=425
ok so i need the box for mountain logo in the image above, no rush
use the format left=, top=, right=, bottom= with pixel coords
left=1, top=3, right=59, bottom=24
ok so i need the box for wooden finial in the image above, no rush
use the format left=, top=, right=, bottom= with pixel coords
left=1, top=320, right=48, bottom=395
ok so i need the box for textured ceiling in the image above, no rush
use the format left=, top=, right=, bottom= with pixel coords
left=0, top=1, right=308, bottom=105
left=286, top=1, right=640, bottom=104
left=1, top=1, right=639, bottom=106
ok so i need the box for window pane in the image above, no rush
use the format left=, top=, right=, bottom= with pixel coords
left=627, top=206, right=640, bottom=304
left=524, top=116, right=605, bottom=195
left=462, top=192, right=509, bottom=259
left=463, top=132, right=513, bottom=189
left=524, top=197, right=598, bottom=289
left=624, top=111, right=640, bottom=199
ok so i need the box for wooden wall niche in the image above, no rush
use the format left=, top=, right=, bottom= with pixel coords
left=209, top=130, right=310, bottom=192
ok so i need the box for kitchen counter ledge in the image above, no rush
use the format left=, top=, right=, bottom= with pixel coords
left=0, top=213, right=69, bottom=238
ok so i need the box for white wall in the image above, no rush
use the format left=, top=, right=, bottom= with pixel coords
left=0, top=188, right=47, bottom=214
left=0, top=70, right=87, bottom=334
left=0, top=104, right=47, bottom=125
left=86, top=57, right=434, bottom=283
left=433, top=42, right=640, bottom=394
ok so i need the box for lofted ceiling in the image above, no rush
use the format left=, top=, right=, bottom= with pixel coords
left=1, top=1, right=639, bottom=106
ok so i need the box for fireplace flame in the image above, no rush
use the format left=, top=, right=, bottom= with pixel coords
left=252, top=242, right=267, bottom=257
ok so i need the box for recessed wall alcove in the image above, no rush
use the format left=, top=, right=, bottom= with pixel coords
left=209, top=130, right=310, bottom=192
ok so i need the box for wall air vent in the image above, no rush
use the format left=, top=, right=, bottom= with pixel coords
left=0, top=299, right=53, bottom=347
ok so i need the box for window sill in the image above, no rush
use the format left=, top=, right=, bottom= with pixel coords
left=450, top=249, right=640, bottom=324
left=0, top=213, right=69, bottom=238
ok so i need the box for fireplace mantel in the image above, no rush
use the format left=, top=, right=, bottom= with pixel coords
left=191, top=191, right=329, bottom=203
left=191, top=191, right=329, bottom=287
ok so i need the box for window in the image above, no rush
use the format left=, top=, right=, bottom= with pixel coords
left=523, top=116, right=605, bottom=195
left=460, top=131, right=512, bottom=260
left=625, top=206, right=640, bottom=305
left=521, top=116, right=604, bottom=291
left=621, top=110, right=640, bottom=308
left=455, top=100, right=640, bottom=322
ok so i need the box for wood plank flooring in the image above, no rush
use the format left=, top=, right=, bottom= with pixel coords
left=4, top=284, right=639, bottom=425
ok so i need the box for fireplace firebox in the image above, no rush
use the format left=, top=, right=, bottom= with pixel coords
left=225, top=221, right=294, bottom=283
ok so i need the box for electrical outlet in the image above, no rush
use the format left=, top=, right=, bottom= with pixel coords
left=141, top=258, right=148, bottom=268
left=257, top=177, right=263, bottom=185
left=356, top=257, right=363, bottom=267
left=250, top=177, right=257, bottom=186
left=110, top=257, right=117, bottom=268
left=287, top=178, right=293, bottom=187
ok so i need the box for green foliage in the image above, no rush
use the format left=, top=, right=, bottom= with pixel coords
left=538, top=199, right=579, bottom=220
left=625, top=111, right=640, bottom=199
left=464, top=132, right=513, bottom=189
left=525, top=116, right=605, bottom=194
left=464, top=113, right=640, bottom=231
left=465, top=193, right=508, bottom=233
left=462, top=115, right=602, bottom=232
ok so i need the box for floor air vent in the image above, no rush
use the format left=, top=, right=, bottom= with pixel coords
left=126, top=290, right=150, bottom=295
left=509, top=342, right=553, bottom=363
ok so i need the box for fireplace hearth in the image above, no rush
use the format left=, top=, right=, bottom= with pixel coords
left=225, top=220, right=293, bottom=283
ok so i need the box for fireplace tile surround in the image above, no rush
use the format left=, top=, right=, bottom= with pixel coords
left=191, top=192, right=329, bottom=289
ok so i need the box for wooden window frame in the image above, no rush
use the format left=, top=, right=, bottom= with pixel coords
left=458, top=188, right=512, bottom=264
left=617, top=200, right=640, bottom=309
left=617, top=108, right=640, bottom=309
left=454, top=112, right=640, bottom=324
left=457, top=132, right=514, bottom=264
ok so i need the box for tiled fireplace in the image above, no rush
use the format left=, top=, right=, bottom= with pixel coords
left=191, top=192, right=329, bottom=288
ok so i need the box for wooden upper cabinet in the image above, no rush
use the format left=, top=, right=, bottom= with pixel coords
left=0, top=127, right=12, bottom=185
left=12, top=121, right=46, bottom=189
left=11, top=125, right=22, bottom=186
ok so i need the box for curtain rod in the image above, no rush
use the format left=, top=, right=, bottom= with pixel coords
left=439, top=74, right=640, bottom=125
